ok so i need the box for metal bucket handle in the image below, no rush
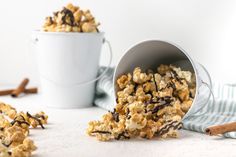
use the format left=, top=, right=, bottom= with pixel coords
left=187, top=63, right=215, bottom=117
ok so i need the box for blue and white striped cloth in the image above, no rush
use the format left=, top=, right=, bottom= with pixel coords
left=94, top=67, right=236, bottom=138
left=183, top=83, right=236, bottom=138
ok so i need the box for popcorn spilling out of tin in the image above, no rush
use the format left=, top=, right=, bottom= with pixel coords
left=87, top=40, right=213, bottom=141
left=87, top=64, right=196, bottom=141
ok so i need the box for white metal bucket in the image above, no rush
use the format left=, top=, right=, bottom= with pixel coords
left=32, top=31, right=112, bottom=108
left=113, top=40, right=213, bottom=119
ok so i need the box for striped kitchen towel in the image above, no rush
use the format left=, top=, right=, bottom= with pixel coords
left=94, top=67, right=115, bottom=111
left=94, top=67, right=236, bottom=138
left=183, top=83, right=236, bottom=138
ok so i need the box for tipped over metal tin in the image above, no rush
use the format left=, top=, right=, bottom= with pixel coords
left=113, top=40, right=213, bottom=119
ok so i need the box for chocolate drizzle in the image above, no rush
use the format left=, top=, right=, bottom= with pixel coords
left=151, top=96, right=173, bottom=114
left=11, top=120, right=30, bottom=126
left=125, top=108, right=130, bottom=118
left=171, top=70, right=183, bottom=85
left=156, top=121, right=182, bottom=136
left=49, top=17, right=53, bottom=24
left=144, top=108, right=147, bottom=113
left=152, top=73, right=158, bottom=92
left=151, top=103, right=171, bottom=114
left=11, top=115, right=30, bottom=126
left=53, top=11, right=59, bottom=17
left=61, top=7, right=75, bottom=26
left=115, top=131, right=130, bottom=140
left=167, top=81, right=176, bottom=90
left=2, top=141, right=12, bottom=147
left=27, top=112, right=45, bottom=129
left=91, top=130, right=111, bottom=134
left=110, top=109, right=119, bottom=122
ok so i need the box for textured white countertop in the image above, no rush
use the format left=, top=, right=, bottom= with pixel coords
left=0, top=94, right=236, bottom=157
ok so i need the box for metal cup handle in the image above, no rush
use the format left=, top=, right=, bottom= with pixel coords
left=185, top=63, right=215, bottom=117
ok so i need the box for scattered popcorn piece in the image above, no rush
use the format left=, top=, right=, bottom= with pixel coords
left=0, top=102, right=48, bottom=156
left=87, top=64, right=196, bottom=141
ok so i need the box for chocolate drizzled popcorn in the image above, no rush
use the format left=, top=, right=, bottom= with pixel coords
left=43, top=3, right=100, bottom=32
left=0, top=102, right=48, bottom=157
left=87, top=64, right=196, bottom=141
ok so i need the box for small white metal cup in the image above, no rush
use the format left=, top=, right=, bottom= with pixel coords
left=113, top=40, right=213, bottom=119
left=32, top=31, right=112, bottom=108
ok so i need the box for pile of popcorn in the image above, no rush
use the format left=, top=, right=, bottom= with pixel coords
left=87, top=65, right=196, bottom=141
left=0, top=102, right=48, bottom=157
left=43, top=3, right=100, bottom=32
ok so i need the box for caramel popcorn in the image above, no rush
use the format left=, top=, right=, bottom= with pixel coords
left=87, top=64, right=196, bottom=141
left=0, top=102, right=48, bottom=157
left=43, top=3, right=100, bottom=32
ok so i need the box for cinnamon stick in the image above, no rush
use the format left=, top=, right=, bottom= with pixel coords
left=0, top=89, right=14, bottom=96
left=205, top=122, right=236, bottom=136
left=11, top=78, right=29, bottom=97
left=24, top=88, right=38, bottom=94
left=0, top=88, right=38, bottom=96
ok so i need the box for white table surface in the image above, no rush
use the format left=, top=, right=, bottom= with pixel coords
left=0, top=94, right=236, bottom=157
